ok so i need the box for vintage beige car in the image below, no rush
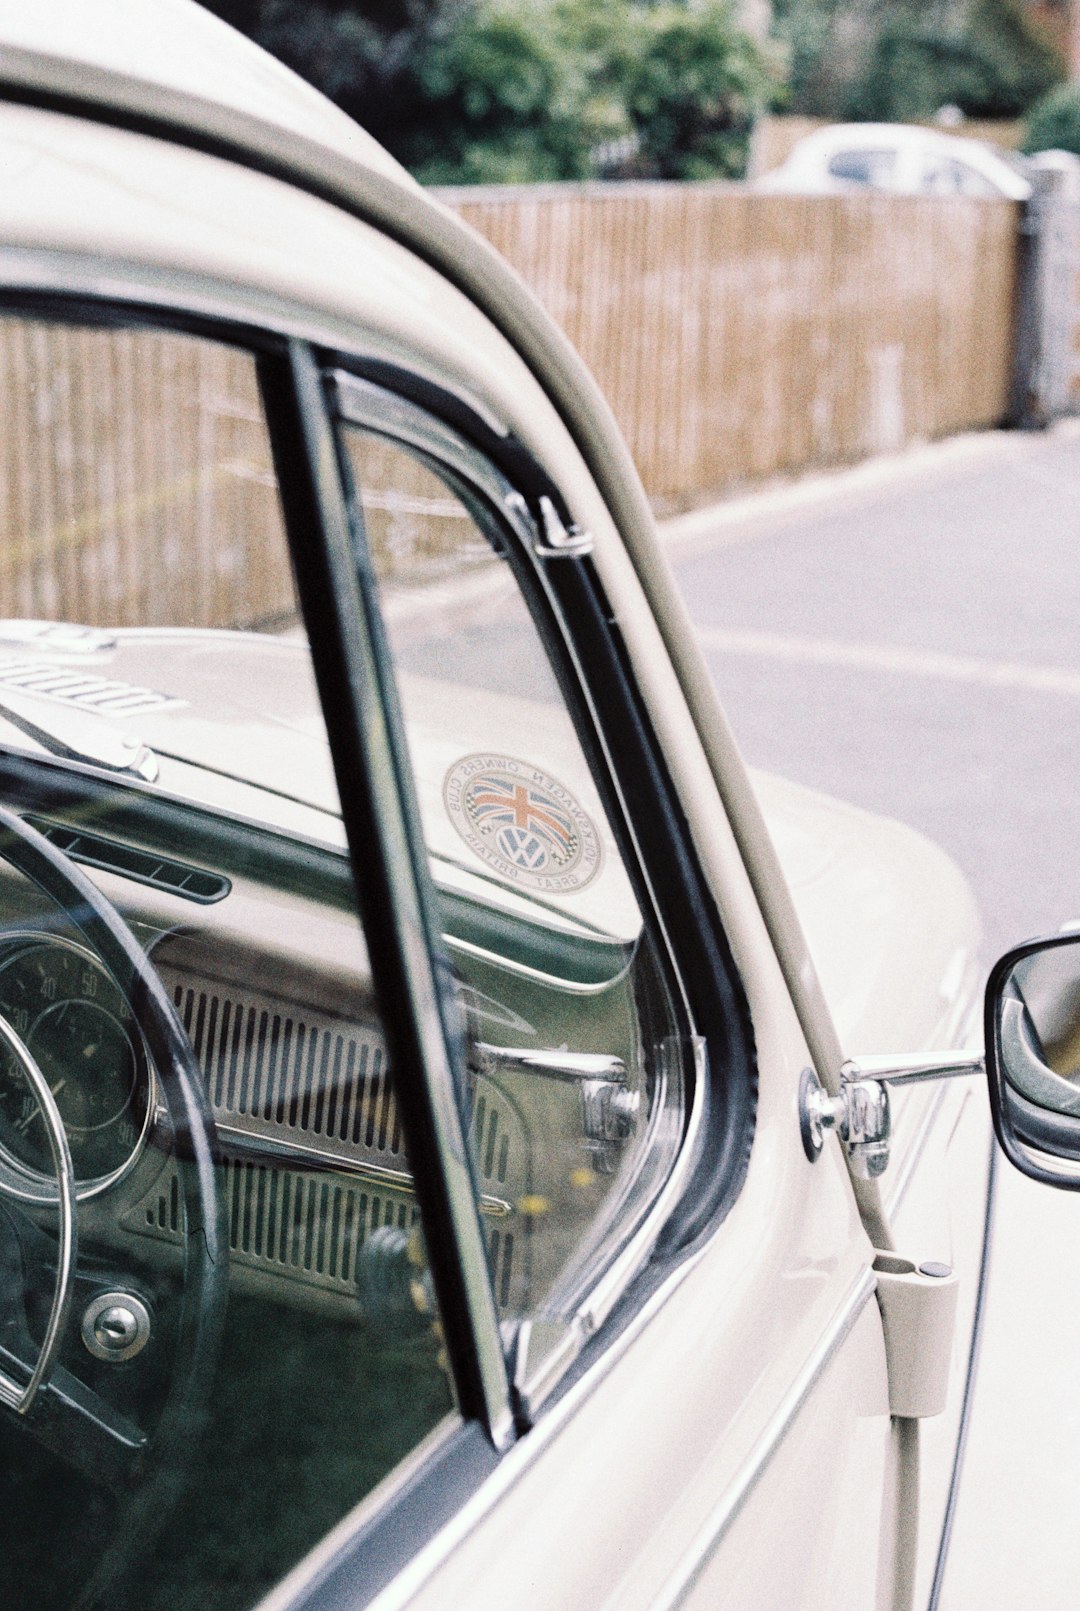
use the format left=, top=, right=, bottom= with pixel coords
left=0, top=5, right=1078, bottom=1611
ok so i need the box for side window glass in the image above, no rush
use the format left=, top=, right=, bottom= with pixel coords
left=922, top=157, right=997, bottom=199
left=0, top=316, right=455, bottom=1611
left=337, top=405, right=690, bottom=1395
left=952, top=161, right=998, bottom=199
left=827, top=148, right=896, bottom=187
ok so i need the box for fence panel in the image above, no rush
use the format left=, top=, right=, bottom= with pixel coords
left=0, top=320, right=293, bottom=632
left=444, top=182, right=1020, bottom=511
left=0, top=194, right=1021, bottom=632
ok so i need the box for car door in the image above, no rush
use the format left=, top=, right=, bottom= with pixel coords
left=306, top=358, right=963, bottom=1611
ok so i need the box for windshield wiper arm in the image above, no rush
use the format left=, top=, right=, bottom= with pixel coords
left=0, top=690, right=158, bottom=781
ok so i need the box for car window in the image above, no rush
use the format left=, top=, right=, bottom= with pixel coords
left=335, top=384, right=691, bottom=1407
left=922, top=155, right=999, bottom=198
left=826, top=148, right=897, bottom=187
left=0, top=313, right=457, bottom=1611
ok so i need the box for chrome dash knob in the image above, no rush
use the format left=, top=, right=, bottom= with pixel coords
left=81, top=1291, right=151, bottom=1362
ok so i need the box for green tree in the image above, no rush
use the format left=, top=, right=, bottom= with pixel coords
left=770, top=0, right=864, bottom=119
left=405, top=0, right=603, bottom=182
left=772, top=0, right=1063, bottom=123
left=409, top=0, right=773, bottom=183
left=620, top=3, right=774, bottom=179
left=197, top=0, right=472, bottom=150
left=847, top=0, right=1062, bottom=122
left=197, top=0, right=774, bottom=184
left=1022, top=82, right=1080, bottom=156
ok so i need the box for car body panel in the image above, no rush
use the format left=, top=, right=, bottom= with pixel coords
left=0, top=626, right=979, bottom=1039
left=0, top=89, right=857, bottom=1138
left=0, top=0, right=410, bottom=181
left=759, top=122, right=1031, bottom=201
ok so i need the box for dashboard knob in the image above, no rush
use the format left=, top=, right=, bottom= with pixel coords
left=81, top=1291, right=151, bottom=1362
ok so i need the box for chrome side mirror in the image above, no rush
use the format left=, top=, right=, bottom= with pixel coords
left=986, top=933, right=1080, bottom=1188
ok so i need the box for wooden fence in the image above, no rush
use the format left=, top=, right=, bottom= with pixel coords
left=0, top=189, right=1022, bottom=635
left=444, top=183, right=1021, bottom=510
left=0, top=321, right=294, bottom=630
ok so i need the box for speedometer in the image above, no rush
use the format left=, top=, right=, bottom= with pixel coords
left=0, top=937, right=150, bottom=1200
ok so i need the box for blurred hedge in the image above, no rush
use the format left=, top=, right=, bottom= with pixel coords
left=1023, top=82, right=1080, bottom=158
left=772, top=0, right=1063, bottom=123
left=198, top=0, right=774, bottom=182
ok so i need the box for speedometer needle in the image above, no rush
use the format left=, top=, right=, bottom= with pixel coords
left=12, top=1079, right=65, bottom=1133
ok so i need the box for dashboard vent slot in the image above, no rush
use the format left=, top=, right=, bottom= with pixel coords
left=131, top=1157, right=421, bottom=1295
left=222, top=1159, right=419, bottom=1285
left=488, top=1227, right=515, bottom=1310
left=173, top=984, right=401, bottom=1155
left=24, top=816, right=229, bottom=903
left=146, top=1172, right=181, bottom=1236
left=143, top=971, right=529, bottom=1314
left=472, top=1089, right=514, bottom=1185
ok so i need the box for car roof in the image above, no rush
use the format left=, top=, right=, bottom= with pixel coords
left=0, top=0, right=641, bottom=562
left=799, top=123, right=930, bottom=152
left=0, top=0, right=619, bottom=503
left=0, top=0, right=413, bottom=184
left=783, top=121, right=1029, bottom=195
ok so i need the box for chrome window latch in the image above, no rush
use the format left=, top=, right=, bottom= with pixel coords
left=532, top=496, right=593, bottom=559
left=799, top=1051, right=984, bottom=1178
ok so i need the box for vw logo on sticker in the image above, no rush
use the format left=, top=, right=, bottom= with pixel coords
left=443, top=754, right=602, bottom=893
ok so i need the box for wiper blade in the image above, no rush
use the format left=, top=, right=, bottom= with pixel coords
left=0, top=689, right=158, bottom=781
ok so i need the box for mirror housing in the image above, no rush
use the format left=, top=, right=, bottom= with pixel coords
left=986, top=933, right=1080, bottom=1188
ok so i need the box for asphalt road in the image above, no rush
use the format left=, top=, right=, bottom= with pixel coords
left=665, top=420, right=1080, bottom=1609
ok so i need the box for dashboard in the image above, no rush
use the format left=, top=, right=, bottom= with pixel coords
left=0, top=749, right=648, bottom=1332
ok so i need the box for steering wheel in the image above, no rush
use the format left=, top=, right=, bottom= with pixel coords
left=0, top=807, right=228, bottom=1582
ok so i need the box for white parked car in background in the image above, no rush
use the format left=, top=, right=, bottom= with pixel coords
left=0, top=7, right=1079, bottom=1611
left=758, top=121, right=1033, bottom=200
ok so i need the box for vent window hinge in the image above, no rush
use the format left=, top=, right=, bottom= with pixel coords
left=533, top=496, right=593, bottom=559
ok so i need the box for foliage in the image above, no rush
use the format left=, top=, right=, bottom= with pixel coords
left=411, top=0, right=774, bottom=183
left=197, top=0, right=775, bottom=184
left=197, top=0, right=471, bottom=150
left=405, top=0, right=603, bottom=183
left=769, top=0, right=859, bottom=120
left=847, top=0, right=1063, bottom=122
left=771, top=0, right=1064, bottom=123
left=1022, top=82, right=1080, bottom=157
left=619, top=3, right=775, bottom=180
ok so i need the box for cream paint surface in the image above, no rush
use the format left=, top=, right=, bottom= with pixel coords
left=365, top=782, right=893, bottom=1611
left=937, top=1161, right=1080, bottom=1610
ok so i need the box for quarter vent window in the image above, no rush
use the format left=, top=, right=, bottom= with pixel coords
left=24, top=815, right=230, bottom=903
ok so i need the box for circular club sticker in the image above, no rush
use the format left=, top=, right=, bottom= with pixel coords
left=443, top=754, right=602, bottom=894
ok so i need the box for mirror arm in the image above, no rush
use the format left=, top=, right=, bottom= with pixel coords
left=801, top=1052, right=985, bottom=1178
left=842, top=1052, right=985, bottom=1088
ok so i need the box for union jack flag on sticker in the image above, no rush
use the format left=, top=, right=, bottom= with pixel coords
left=443, top=754, right=601, bottom=893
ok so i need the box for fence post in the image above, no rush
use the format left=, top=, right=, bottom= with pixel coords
left=1008, top=158, right=1080, bottom=429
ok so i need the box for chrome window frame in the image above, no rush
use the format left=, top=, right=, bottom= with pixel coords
left=327, top=367, right=710, bottom=1403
